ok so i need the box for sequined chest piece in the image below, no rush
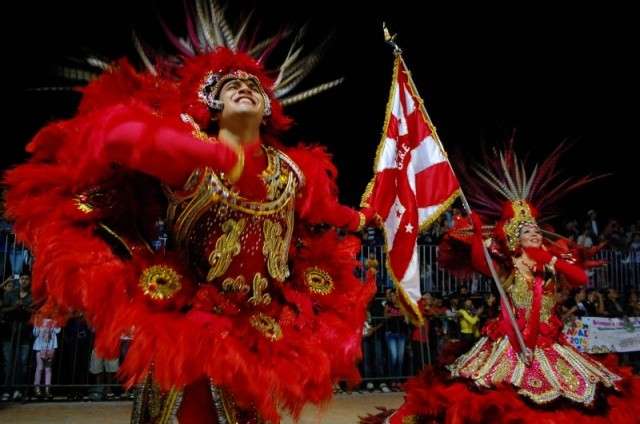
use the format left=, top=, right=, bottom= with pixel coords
left=509, top=269, right=555, bottom=323
left=167, top=145, right=304, bottom=301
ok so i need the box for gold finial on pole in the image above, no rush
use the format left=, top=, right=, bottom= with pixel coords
left=382, top=22, right=402, bottom=55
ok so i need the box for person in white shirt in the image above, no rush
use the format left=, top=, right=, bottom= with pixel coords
left=32, top=317, right=61, bottom=398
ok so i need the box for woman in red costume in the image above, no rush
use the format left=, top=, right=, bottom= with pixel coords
left=368, top=144, right=640, bottom=424
left=4, top=3, right=375, bottom=423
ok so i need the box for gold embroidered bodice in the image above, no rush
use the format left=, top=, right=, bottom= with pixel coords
left=507, top=258, right=556, bottom=323
left=165, top=145, right=304, bottom=290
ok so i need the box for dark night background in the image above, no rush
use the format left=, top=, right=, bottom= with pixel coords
left=5, top=1, right=639, bottom=227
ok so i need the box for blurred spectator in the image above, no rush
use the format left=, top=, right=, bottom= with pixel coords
left=119, top=328, right=135, bottom=399
left=364, top=252, right=380, bottom=284
left=32, top=317, right=61, bottom=398
left=445, top=207, right=463, bottom=229
left=564, top=219, right=580, bottom=241
left=603, top=288, right=625, bottom=317
left=456, top=285, right=470, bottom=299
left=151, top=218, right=168, bottom=252
left=409, top=293, right=435, bottom=373
left=561, top=288, right=588, bottom=322
left=603, top=219, right=626, bottom=250
left=442, top=297, right=461, bottom=340
left=88, top=346, right=119, bottom=401
left=60, top=312, right=91, bottom=400
left=429, top=296, right=446, bottom=361
left=626, top=291, right=640, bottom=316
left=585, top=289, right=606, bottom=316
left=480, top=292, right=499, bottom=325
left=458, top=298, right=482, bottom=350
left=429, top=216, right=446, bottom=243
left=361, top=304, right=384, bottom=391
left=383, top=289, right=409, bottom=389
left=577, top=226, right=594, bottom=248
left=1, top=274, right=33, bottom=401
left=555, top=287, right=570, bottom=309
left=628, top=233, right=640, bottom=264
left=0, top=220, right=12, bottom=281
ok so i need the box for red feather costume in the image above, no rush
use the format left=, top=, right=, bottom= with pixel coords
left=4, top=45, right=375, bottom=423
left=364, top=144, right=640, bottom=424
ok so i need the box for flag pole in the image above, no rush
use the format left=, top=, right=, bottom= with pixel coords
left=382, top=23, right=532, bottom=364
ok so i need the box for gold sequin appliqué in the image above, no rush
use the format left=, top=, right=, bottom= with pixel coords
left=540, top=291, right=555, bottom=323
left=462, top=349, right=490, bottom=377
left=447, top=337, right=490, bottom=377
left=490, top=351, right=513, bottom=384
left=556, top=358, right=580, bottom=392
left=250, top=313, right=282, bottom=341
left=221, top=276, right=250, bottom=294
left=207, top=218, right=246, bottom=281
left=262, top=204, right=294, bottom=281
left=248, top=273, right=271, bottom=306
left=304, top=267, right=334, bottom=295
left=261, top=146, right=291, bottom=201
left=510, top=270, right=532, bottom=310
left=139, top=265, right=183, bottom=301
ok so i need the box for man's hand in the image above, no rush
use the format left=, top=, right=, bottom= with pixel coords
left=357, top=206, right=380, bottom=231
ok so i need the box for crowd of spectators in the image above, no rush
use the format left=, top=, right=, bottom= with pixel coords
left=4, top=206, right=640, bottom=399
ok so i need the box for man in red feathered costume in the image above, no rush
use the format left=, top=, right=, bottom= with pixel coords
left=4, top=44, right=376, bottom=423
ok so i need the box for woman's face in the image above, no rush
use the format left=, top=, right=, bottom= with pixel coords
left=519, top=223, right=543, bottom=248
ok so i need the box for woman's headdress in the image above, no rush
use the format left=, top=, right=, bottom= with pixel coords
left=459, top=139, right=601, bottom=252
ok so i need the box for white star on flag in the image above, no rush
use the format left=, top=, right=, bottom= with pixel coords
left=404, top=223, right=414, bottom=233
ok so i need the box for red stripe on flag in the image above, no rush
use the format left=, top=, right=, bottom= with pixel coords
left=415, top=162, right=460, bottom=208
left=368, top=169, right=398, bottom=220
left=387, top=171, right=418, bottom=280
left=388, top=210, right=418, bottom=280
left=387, top=114, right=399, bottom=139
left=404, top=109, right=431, bottom=149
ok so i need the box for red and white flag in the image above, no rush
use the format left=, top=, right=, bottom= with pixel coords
left=362, top=56, right=459, bottom=324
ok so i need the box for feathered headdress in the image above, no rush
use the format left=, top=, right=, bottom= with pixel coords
left=45, top=0, right=344, bottom=132
left=458, top=139, right=603, bottom=252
